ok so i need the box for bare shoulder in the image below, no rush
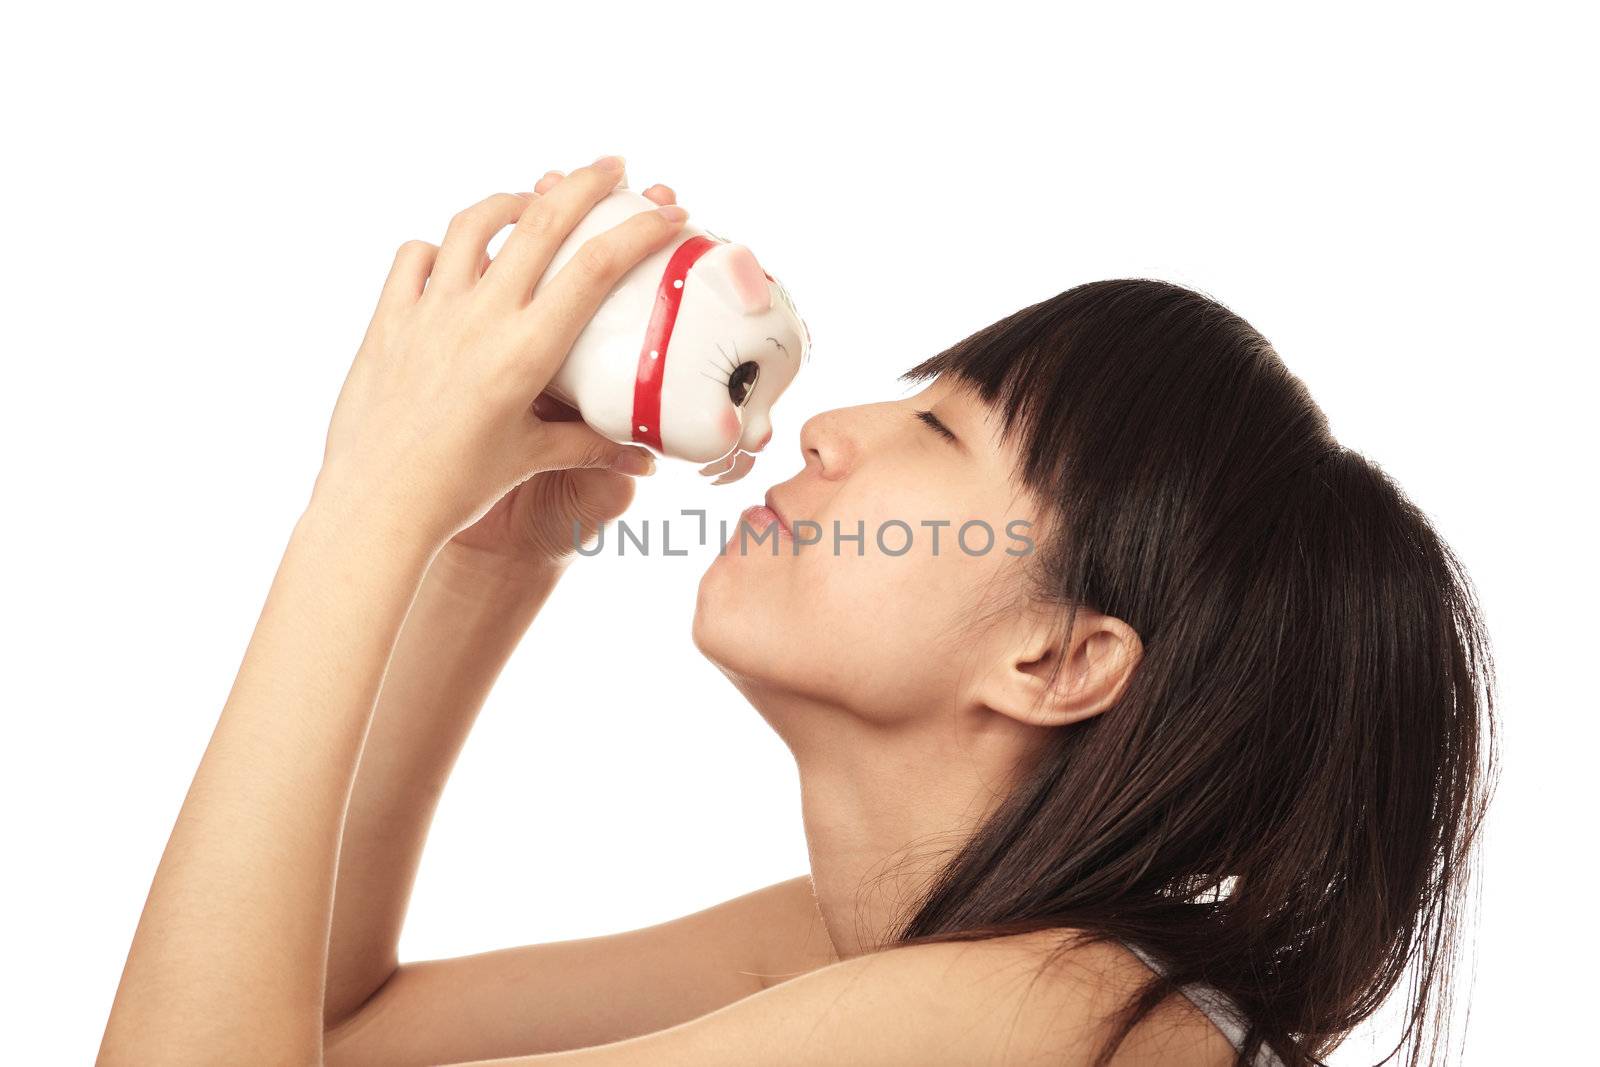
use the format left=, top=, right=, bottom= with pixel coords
left=477, top=927, right=1236, bottom=1066
left=993, top=931, right=1241, bottom=1065
left=838, top=931, right=1236, bottom=1066
left=696, top=872, right=839, bottom=989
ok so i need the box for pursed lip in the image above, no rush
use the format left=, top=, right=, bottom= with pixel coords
left=762, top=487, right=795, bottom=537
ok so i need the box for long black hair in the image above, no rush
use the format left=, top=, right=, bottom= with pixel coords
left=888, top=279, right=1497, bottom=1065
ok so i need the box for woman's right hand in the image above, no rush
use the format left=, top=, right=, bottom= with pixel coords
left=448, top=174, right=682, bottom=568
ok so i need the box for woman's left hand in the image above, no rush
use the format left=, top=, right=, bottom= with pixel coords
left=314, top=155, right=687, bottom=546
left=448, top=175, right=682, bottom=568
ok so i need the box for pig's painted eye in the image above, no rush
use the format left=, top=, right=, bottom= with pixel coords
left=728, top=361, right=761, bottom=407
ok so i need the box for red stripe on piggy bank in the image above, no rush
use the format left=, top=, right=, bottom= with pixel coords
left=528, top=188, right=811, bottom=484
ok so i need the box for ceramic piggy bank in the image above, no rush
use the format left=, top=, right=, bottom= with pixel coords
left=528, top=188, right=810, bottom=484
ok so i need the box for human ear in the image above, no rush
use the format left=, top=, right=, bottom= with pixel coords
left=978, top=605, right=1143, bottom=729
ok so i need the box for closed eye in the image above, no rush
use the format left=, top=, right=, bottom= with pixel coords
left=914, top=409, right=963, bottom=450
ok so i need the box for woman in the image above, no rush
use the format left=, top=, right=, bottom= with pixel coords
left=99, top=156, right=1497, bottom=1066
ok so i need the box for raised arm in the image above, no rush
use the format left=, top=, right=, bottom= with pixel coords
left=322, top=171, right=678, bottom=1031
left=97, top=156, right=687, bottom=1066
left=321, top=542, right=565, bottom=1027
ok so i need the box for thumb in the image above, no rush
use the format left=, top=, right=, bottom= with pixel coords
left=531, top=418, right=658, bottom=476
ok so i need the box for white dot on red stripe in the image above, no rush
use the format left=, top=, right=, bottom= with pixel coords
left=673, top=279, right=683, bottom=289
left=638, top=425, right=648, bottom=433
left=649, top=350, right=658, bottom=359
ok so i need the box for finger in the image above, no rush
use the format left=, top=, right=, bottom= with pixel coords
left=376, top=239, right=438, bottom=314
left=546, top=172, right=672, bottom=206
left=642, top=183, right=676, bottom=206
left=432, top=192, right=530, bottom=292
left=485, top=156, right=629, bottom=304
left=521, top=202, right=690, bottom=385
left=562, top=466, right=641, bottom=527
left=536, top=172, right=671, bottom=205
left=478, top=192, right=535, bottom=279
left=529, top=417, right=657, bottom=476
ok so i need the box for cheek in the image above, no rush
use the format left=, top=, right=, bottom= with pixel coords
left=719, top=405, right=742, bottom=445
left=693, top=514, right=1014, bottom=724
left=782, top=547, right=981, bottom=721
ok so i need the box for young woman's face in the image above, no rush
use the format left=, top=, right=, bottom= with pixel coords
left=693, top=373, right=1045, bottom=729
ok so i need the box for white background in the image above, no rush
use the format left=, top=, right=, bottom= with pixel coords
left=2, top=2, right=1593, bottom=1063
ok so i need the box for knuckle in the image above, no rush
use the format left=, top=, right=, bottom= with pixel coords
left=558, top=475, right=592, bottom=517
left=514, top=204, right=556, bottom=239
left=573, top=237, right=614, bottom=278
left=444, top=193, right=513, bottom=235
left=566, top=468, right=633, bottom=520
left=396, top=238, right=435, bottom=257
left=464, top=191, right=510, bottom=216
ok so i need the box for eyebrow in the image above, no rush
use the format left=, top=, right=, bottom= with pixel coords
left=914, top=408, right=967, bottom=452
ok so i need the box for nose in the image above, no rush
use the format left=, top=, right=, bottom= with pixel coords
left=754, top=428, right=772, bottom=450
left=799, top=406, right=855, bottom=479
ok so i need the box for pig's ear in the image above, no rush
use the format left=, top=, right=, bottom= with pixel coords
left=699, top=243, right=772, bottom=315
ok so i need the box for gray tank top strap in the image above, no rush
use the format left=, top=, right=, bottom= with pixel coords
left=1121, top=941, right=1286, bottom=1066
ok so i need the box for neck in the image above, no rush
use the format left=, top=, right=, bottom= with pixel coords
left=783, top=704, right=1039, bottom=960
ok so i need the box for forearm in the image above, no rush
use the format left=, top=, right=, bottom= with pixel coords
left=100, top=152, right=670, bottom=1065
left=325, top=542, right=569, bottom=1026
left=100, top=492, right=441, bottom=1066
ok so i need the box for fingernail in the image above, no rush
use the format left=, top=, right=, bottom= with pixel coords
left=610, top=448, right=656, bottom=476
left=657, top=204, right=688, bottom=223
left=594, top=155, right=625, bottom=173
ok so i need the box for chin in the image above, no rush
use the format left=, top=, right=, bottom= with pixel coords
left=691, top=560, right=781, bottom=684
left=690, top=562, right=738, bottom=669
